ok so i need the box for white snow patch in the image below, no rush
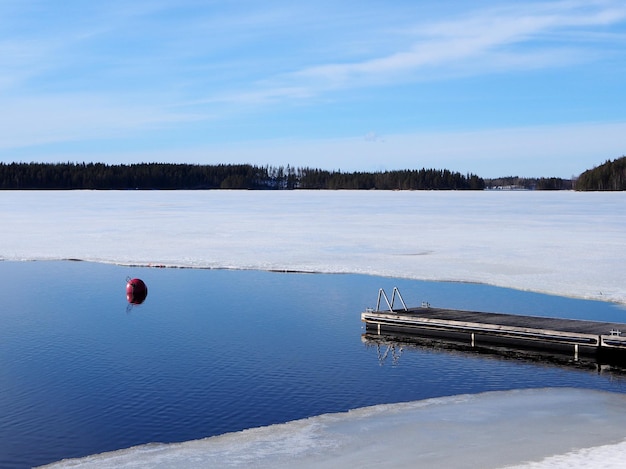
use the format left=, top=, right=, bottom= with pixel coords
left=506, top=440, right=626, bottom=469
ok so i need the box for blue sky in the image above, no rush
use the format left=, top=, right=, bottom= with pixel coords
left=1, top=0, right=625, bottom=177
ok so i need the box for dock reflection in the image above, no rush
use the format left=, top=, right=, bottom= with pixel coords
left=362, top=332, right=626, bottom=375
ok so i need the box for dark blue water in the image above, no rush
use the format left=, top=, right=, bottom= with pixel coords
left=1, top=261, right=625, bottom=468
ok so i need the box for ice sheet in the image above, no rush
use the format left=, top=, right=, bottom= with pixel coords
left=38, top=388, right=626, bottom=469
left=1, top=190, right=624, bottom=304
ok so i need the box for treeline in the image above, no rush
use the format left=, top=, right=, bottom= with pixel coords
left=297, top=167, right=484, bottom=190
left=0, top=162, right=485, bottom=190
left=485, top=176, right=574, bottom=190
left=0, top=162, right=272, bottom=190
left=575, top=156, right=626, bottom=191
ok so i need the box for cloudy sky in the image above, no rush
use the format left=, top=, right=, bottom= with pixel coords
left=1, top=0, right=625, bottom=177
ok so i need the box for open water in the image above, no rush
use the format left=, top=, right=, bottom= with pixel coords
left=1, top=261, right=625, bottom=468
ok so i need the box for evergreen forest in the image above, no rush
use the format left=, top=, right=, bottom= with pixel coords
left=575, top=156, right=626, bottom=191
left=2, top=157, right=624, bottom=190
left=0, top=162, right=485, bottom=190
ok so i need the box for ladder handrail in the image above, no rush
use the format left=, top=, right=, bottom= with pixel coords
left=375, top=287, right=408, bottom=312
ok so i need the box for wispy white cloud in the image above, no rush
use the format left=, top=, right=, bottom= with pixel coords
left=224, top=0, right=626, bottom=104
left=0, top=0, right=624, bottom=163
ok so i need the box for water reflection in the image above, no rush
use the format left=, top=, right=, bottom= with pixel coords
left=362, top=332, right=626, bottom=376
left=369, top=340, right=404, bottom=366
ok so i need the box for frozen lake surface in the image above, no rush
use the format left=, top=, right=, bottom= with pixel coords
left=1, top=190, right=625, bottom=468
left=1, top=190, right=625, bottom=304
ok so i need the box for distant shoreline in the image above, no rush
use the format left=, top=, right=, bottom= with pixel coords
left=0, top=161, right=579, bottom=190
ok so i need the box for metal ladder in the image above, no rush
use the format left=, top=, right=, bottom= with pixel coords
left=375, top=287, right=408, bottom=312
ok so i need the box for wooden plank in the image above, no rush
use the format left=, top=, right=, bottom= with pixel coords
left=385, top=307, right=626, bottom=336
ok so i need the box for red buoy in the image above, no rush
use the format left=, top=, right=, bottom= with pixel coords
left=126, top=278, right=148, bottom=305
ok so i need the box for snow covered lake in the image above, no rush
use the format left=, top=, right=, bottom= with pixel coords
left=2, top=190, right=624, bottom=304
left=1, top=190, right=625, bottom=468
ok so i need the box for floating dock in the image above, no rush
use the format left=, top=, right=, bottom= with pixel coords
left=361, top=288, right=626, bottom=360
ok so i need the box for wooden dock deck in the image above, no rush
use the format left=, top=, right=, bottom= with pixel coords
left=361, top=288, right=626, bottom=359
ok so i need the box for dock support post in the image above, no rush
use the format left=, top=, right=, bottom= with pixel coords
left=377, top=323, right=381, bottom=335
left=471, top=333, right=475, bottom=347
left=574, top=344, right=579, bottom=361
